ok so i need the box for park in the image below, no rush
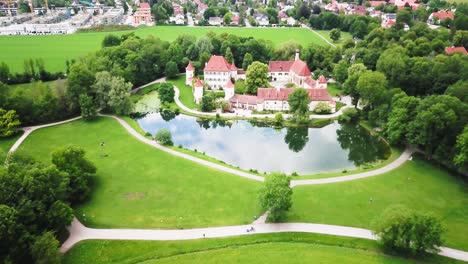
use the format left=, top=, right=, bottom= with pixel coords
left=0, top=16, right=467, bottom=264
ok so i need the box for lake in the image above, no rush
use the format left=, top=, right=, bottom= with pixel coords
left=136, top=112, right=390, bottom=175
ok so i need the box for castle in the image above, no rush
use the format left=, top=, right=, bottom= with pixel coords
left=185, top=50, right=335, bottom=112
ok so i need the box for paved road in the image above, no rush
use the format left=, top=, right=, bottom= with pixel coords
left=59, top=218, right=468, bottom=262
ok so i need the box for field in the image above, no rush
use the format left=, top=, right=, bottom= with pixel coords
left=0, top=26, right=331, bottom=73
left=0, top=132, right=22, bottom=153
left=316, top=30, right=353, bottom=46
left=288, top=155, right=468, bottom=251
left=62, top=233, right=463, bottom=264
left=17, top=117, right=262, bottom=228
left=6, top=79, right=68, bottom=98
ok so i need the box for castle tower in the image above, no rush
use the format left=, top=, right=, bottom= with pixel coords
left=224, top=79, right=235, bottom=100
left=193, top=78, right=204, bottom=104
left=318, top=75, right=328, bottom=89
left=186, top=61, right=195, bottom=86
left=295, top=49, right=300, bottom=61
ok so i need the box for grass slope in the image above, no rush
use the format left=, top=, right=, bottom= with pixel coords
left=63, top=233, right=463, bottom=264
left=17, top=117, right=262, bottom=228
left=166, top=75, right=199, bottom=110
left=0, top=26, right=329, bottom=73
left=289, top=155, right=468, bottom=251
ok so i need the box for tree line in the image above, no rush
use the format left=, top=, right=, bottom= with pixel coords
left=0, top=146, right=96, bottom=263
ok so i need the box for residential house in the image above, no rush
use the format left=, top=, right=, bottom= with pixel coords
left=445, top=46, right=468, bottom=55
left=428, top=11, right=454, bottom=24
left=133, top=2, right=152, bottom=25
left=208, top=16, right=222, bottom=25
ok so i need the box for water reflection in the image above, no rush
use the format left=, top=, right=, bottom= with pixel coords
left=136, top=113, right=390, bottom=175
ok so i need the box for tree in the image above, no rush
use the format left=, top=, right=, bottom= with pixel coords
left=225, top=47, right=234, bottom=65
left=0, top=61, right=9, bottom=83
left=274, top=112, right=283, bottom=125
left=167, top=43, right=183, bottom=68
left=329, top=28, right=341, bottom=42
left=376, top=48, right=408, bottom=87
left=30, top=232, right=61, bottom=264
left=454, top=126, right=468, bottom=169
left=92, top=71, right=113, bottom=110
left=165, top=61, right=179, bottom=79
left=344, top=63, right=367, bottom=106
left=258, top=173, right=292, bottom=222
left=79, top=94, right=97, bottom=120
left=102, top=34, right=121, bottom=47
left=107, top=75, right=134, bottom=115
left=47, top=200, right=73, bottom=231
left=200, top=93, right=216, bottom=112
left=288, top=88, right=310, bottom=120
left=356, top=71, right=388, bottom=108
left=154, top=129, right=173, bottom=145
left=333, top=60, right=349, bottom=83
left=445, top=80, right=468, bottom=103
left=396, top=9, right=412, bottom=26
left=245, top=61, right=269, bottom=94
left=374, top=205, right=443, bottom=256
left=0, top=108, right=20, bottom=138
left=0, top=205, right=17, bottom=256
left=385, top=93, right=420, bottom=144
left=242, top=53, right=253, bottom=70
left=67, top=62, right=95, bottom=103
left=51, top=146, right=97, bottom=203
left=234, top=79, right=247, bottom=94
left=314, top=102, right=332, bottom=114
left=350, top=20, right=367, bottom=39
left=224, top=12, right=232, bottom=24
left=158, top=82, right=175, bottom=103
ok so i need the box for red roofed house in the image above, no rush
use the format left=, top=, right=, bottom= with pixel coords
left=185, top=61, right=195, bottom=85
left=133, top=2, right=152, bottom=25
left=256, top=88, right=335, bottom=111
left=445, top=46, right=468, bottom=55
left=429, top=11, right=455, bottom=24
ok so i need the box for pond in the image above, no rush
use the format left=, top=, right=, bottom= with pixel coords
left=136, top=112, right=390, bottom=175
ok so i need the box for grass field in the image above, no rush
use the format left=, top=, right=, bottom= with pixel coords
left=166, top=75, right=199, bottom=110
left=289, top=155, right=468, bottom=251
left=326, top=83, right=343, bottom=97
left=62, top=233, right=463, bottom=264
left=17, top=117, right=262, bottom=228
left=0, top=26, right=330, bottom=73
left=0, top=132, right=22, bottom=153
left=315, top=30, right=353, bottom=46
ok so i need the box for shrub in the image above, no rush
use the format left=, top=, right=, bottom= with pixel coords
left=338, top=108, right=360, bottom=123
left=158, top=82, right=175, bottom=103
left=274, top=113, right=284, bottom=125
left=154, top=129, right=173, bottom=146
left=373, top=205, right=444, bottom=256
left=314, top=102, right=332, bottom=114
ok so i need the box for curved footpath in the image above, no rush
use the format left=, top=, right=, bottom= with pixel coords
left=59, top=217, right=468, bottom=262
left=8, top=116, right=468, bottom=261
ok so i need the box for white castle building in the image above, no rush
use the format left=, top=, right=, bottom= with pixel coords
left=185, top=51, right=335, bottom=112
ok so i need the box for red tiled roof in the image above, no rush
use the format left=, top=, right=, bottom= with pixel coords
left=268, top=61, right=294, bottom=72
left=432, top=11, right=454, bottom=20
left=229, top=94, right=264, bottom=104
left=139, top=2, right=150, bottom=8
left=318, top=75, right=327, bottom=83
left=186, top=61, right=195, bottom=70
left=290, top=60, right=311, bottom=76
left=230, top=63, right=237, bottom=71
left=369, top=1, right=385, bottom=7
left=204, top=55, right=231, bottom=72
left=305, top=77, right=316, bottom=88
left=232, top=15, right=240, bottom=23
left=225, top=79, right=234, bottom=88
left=257, top=88, right=333, bottom=101
left=445, top=46, right=468, bottom=55
left=194, top=78, right=203, bottom=87
left=386, top=20, right=396, bottom=26
left=279, top=11, right=289, bottom=19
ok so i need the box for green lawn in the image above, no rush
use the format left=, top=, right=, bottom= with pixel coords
left=327, top=83, right=343, bottom=97
left=0, top=26, right=330, bottom=73
left=63, top=233, right=462, bottom=264
left=315, top=30, right=353, bottom=47
left=0, top=132, right=22, bottom=153
left=17, top=117, right=262, bottom=228
left=166, top=75, right=199, bottom=110
left=289, top=155, right=468, bottom=251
